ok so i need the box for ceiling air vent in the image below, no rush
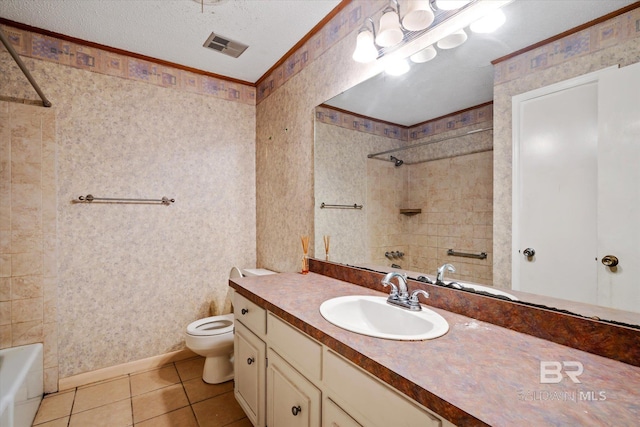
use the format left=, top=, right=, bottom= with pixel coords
left=203, top=32, right=248, bottom=58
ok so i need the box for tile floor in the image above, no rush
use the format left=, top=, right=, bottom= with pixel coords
left=32, top=357, right=252, bottom=427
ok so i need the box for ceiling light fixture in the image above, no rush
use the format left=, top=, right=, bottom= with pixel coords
left=352, top=19, right=379, bottom=63
left=436, top=28, right=467, bottom=49
left=402, top=1, right=436, bottom=32
left=352, top=0, right=512, bottom=71
left=376, top=5, right=404, bottom=47
left=410, top=45, right=437, bottom=63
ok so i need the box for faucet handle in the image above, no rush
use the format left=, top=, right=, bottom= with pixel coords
left=382, top=280, right=399, bottom=299
left=408, top=289, right=429, bottom=310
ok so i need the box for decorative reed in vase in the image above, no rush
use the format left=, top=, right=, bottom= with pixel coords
left=323, top=235, right=330, bottom=261
left=301, top=235, right=310, bottom=274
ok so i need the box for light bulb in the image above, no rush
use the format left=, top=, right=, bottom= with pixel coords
left=352, top=30, right=378, bottom=63
left=437, top=29, right=467, bottom=49
left=376, top=9, right=404, bottom=47
left=470, top=9, right=506, bottom=33
left=410, top=45, right=437, bottom=63
left=402, top=1, right=435, bottom=32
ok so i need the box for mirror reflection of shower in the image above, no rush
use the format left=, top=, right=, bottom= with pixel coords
left=390, top=155, right=403, bottom=167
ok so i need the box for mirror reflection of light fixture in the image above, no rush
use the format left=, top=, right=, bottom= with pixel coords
left=410, top=45, right=437, bottom=63
left=376, top=6, right=404, bottom=47
left=352, top=19, right=378, bottom=63
left=437, top=28, right=467, bottom=49
left=470, top=9, right=506, bottom=33
left=435, top=0, right=471, bottom=11
left=402, top=0, right=435, bottom=32
left=385, top=58, right=410, bottom=76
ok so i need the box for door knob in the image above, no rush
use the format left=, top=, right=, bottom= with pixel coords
left=601, top=255, right=619, bottom=267
left=523, top=248, right=535, bottom=257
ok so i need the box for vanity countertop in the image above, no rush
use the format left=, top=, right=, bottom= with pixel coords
left=230, top=272, right=640, bottom=427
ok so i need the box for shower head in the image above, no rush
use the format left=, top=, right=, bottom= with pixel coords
left=390, top=156, right=404, bottom=167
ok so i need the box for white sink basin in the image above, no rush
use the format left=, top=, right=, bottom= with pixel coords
left=319, top=295, right=449, bottom=341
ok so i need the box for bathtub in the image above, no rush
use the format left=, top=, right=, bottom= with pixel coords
left=0, top=344, right=43, bottom=427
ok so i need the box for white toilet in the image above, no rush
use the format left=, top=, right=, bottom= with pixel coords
left=185, top=266, right=275, bottom=384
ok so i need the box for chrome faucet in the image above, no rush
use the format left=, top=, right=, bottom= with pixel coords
left=382, top=272, right=409, bottom=301
left=436, top=263, right=455, bottom=284
left=381, top=272, right=429, bottom=311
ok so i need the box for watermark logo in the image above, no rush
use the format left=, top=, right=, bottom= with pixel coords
left=517, top=361, right=607, bottom=402
left=540, top=361, right=583, bottom=384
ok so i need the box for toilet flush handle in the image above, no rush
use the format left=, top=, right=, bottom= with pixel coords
left=241, top=308, right=249, bottom=315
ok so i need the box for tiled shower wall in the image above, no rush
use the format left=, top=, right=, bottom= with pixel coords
left=315, top=105, right=493, bottom=285
left=1, top=32, right=257, bottom=385
left=0, top=101, right=58, bottom=392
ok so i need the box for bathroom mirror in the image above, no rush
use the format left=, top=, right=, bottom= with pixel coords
left=313, top=0, right=640, bottom=327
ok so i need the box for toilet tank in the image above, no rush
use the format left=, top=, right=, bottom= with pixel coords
left=242, top=268, right=277, bottom=277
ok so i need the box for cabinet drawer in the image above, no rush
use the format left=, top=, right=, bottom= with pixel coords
left=322, top=398, right=362, bottom=427
left=323, top=350, right=442, bottom=427
left=234, top=292, right=266, bottom=338
left=267, top=313, right=322, bottom=382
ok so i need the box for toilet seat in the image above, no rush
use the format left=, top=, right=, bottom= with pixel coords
left=187, top=314, right=234, bottom=336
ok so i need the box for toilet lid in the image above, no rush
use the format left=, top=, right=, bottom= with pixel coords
left=187, top=314, right=234, bottom=336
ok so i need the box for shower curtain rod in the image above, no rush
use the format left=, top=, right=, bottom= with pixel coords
left=0, top=28, right=52, bottom=107
left=367, top=127, right=492, bottom=159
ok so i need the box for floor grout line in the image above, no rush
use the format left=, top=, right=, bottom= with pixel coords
left=32, top=358, right=250, bottom=427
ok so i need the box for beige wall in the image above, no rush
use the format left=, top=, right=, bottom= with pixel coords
left=1, top=43, right=256, bottom=385
left=255, top=21, right=378, bottom=272
left=492, top=8, right=640, bottom=287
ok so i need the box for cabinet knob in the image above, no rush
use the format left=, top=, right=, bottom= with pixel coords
left=241, top=308, right=249, bottom=315
left=291, top=405, right=301, bottom=416
left=247, top=357, right=254, bottom=365
left=601, top=255, right=619, bottom=267
left=523, top=248, right=535, bottom=258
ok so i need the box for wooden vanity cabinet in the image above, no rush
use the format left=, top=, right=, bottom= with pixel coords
left=267, top=348, right=321, bottom=427
left=234, top=294, right=267, bottom=427
left=233, top=292, right=454, bottom=427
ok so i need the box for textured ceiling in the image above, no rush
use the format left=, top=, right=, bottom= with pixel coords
left=0, top=0, right=342, bottom=83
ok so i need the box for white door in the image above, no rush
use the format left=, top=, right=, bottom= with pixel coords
left=513, top=64, right=640, bottom=313
left=597, top=63, right=640, bottom=312
left=513, top=75, right=599, bottom=304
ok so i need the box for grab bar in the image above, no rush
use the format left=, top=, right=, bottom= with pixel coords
left=74, top=194, right=175, bottom=205
left=320, top=203, right=363, bottom=210
left=447, top=249, right=487, bottom=260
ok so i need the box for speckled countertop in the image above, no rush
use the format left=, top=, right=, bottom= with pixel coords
left=230, top=273, right=640, bottom=427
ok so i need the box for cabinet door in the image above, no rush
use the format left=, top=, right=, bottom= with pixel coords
left=322, top=398, right=362, bottom=427
left=234, top=322, right=266, bottom=427
left=267, top=349, right=321, bottom=427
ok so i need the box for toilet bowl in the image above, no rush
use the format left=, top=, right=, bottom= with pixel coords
left=185, top=314, right=235, bottom=384
left=185, top=266, right=275, bottom=384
